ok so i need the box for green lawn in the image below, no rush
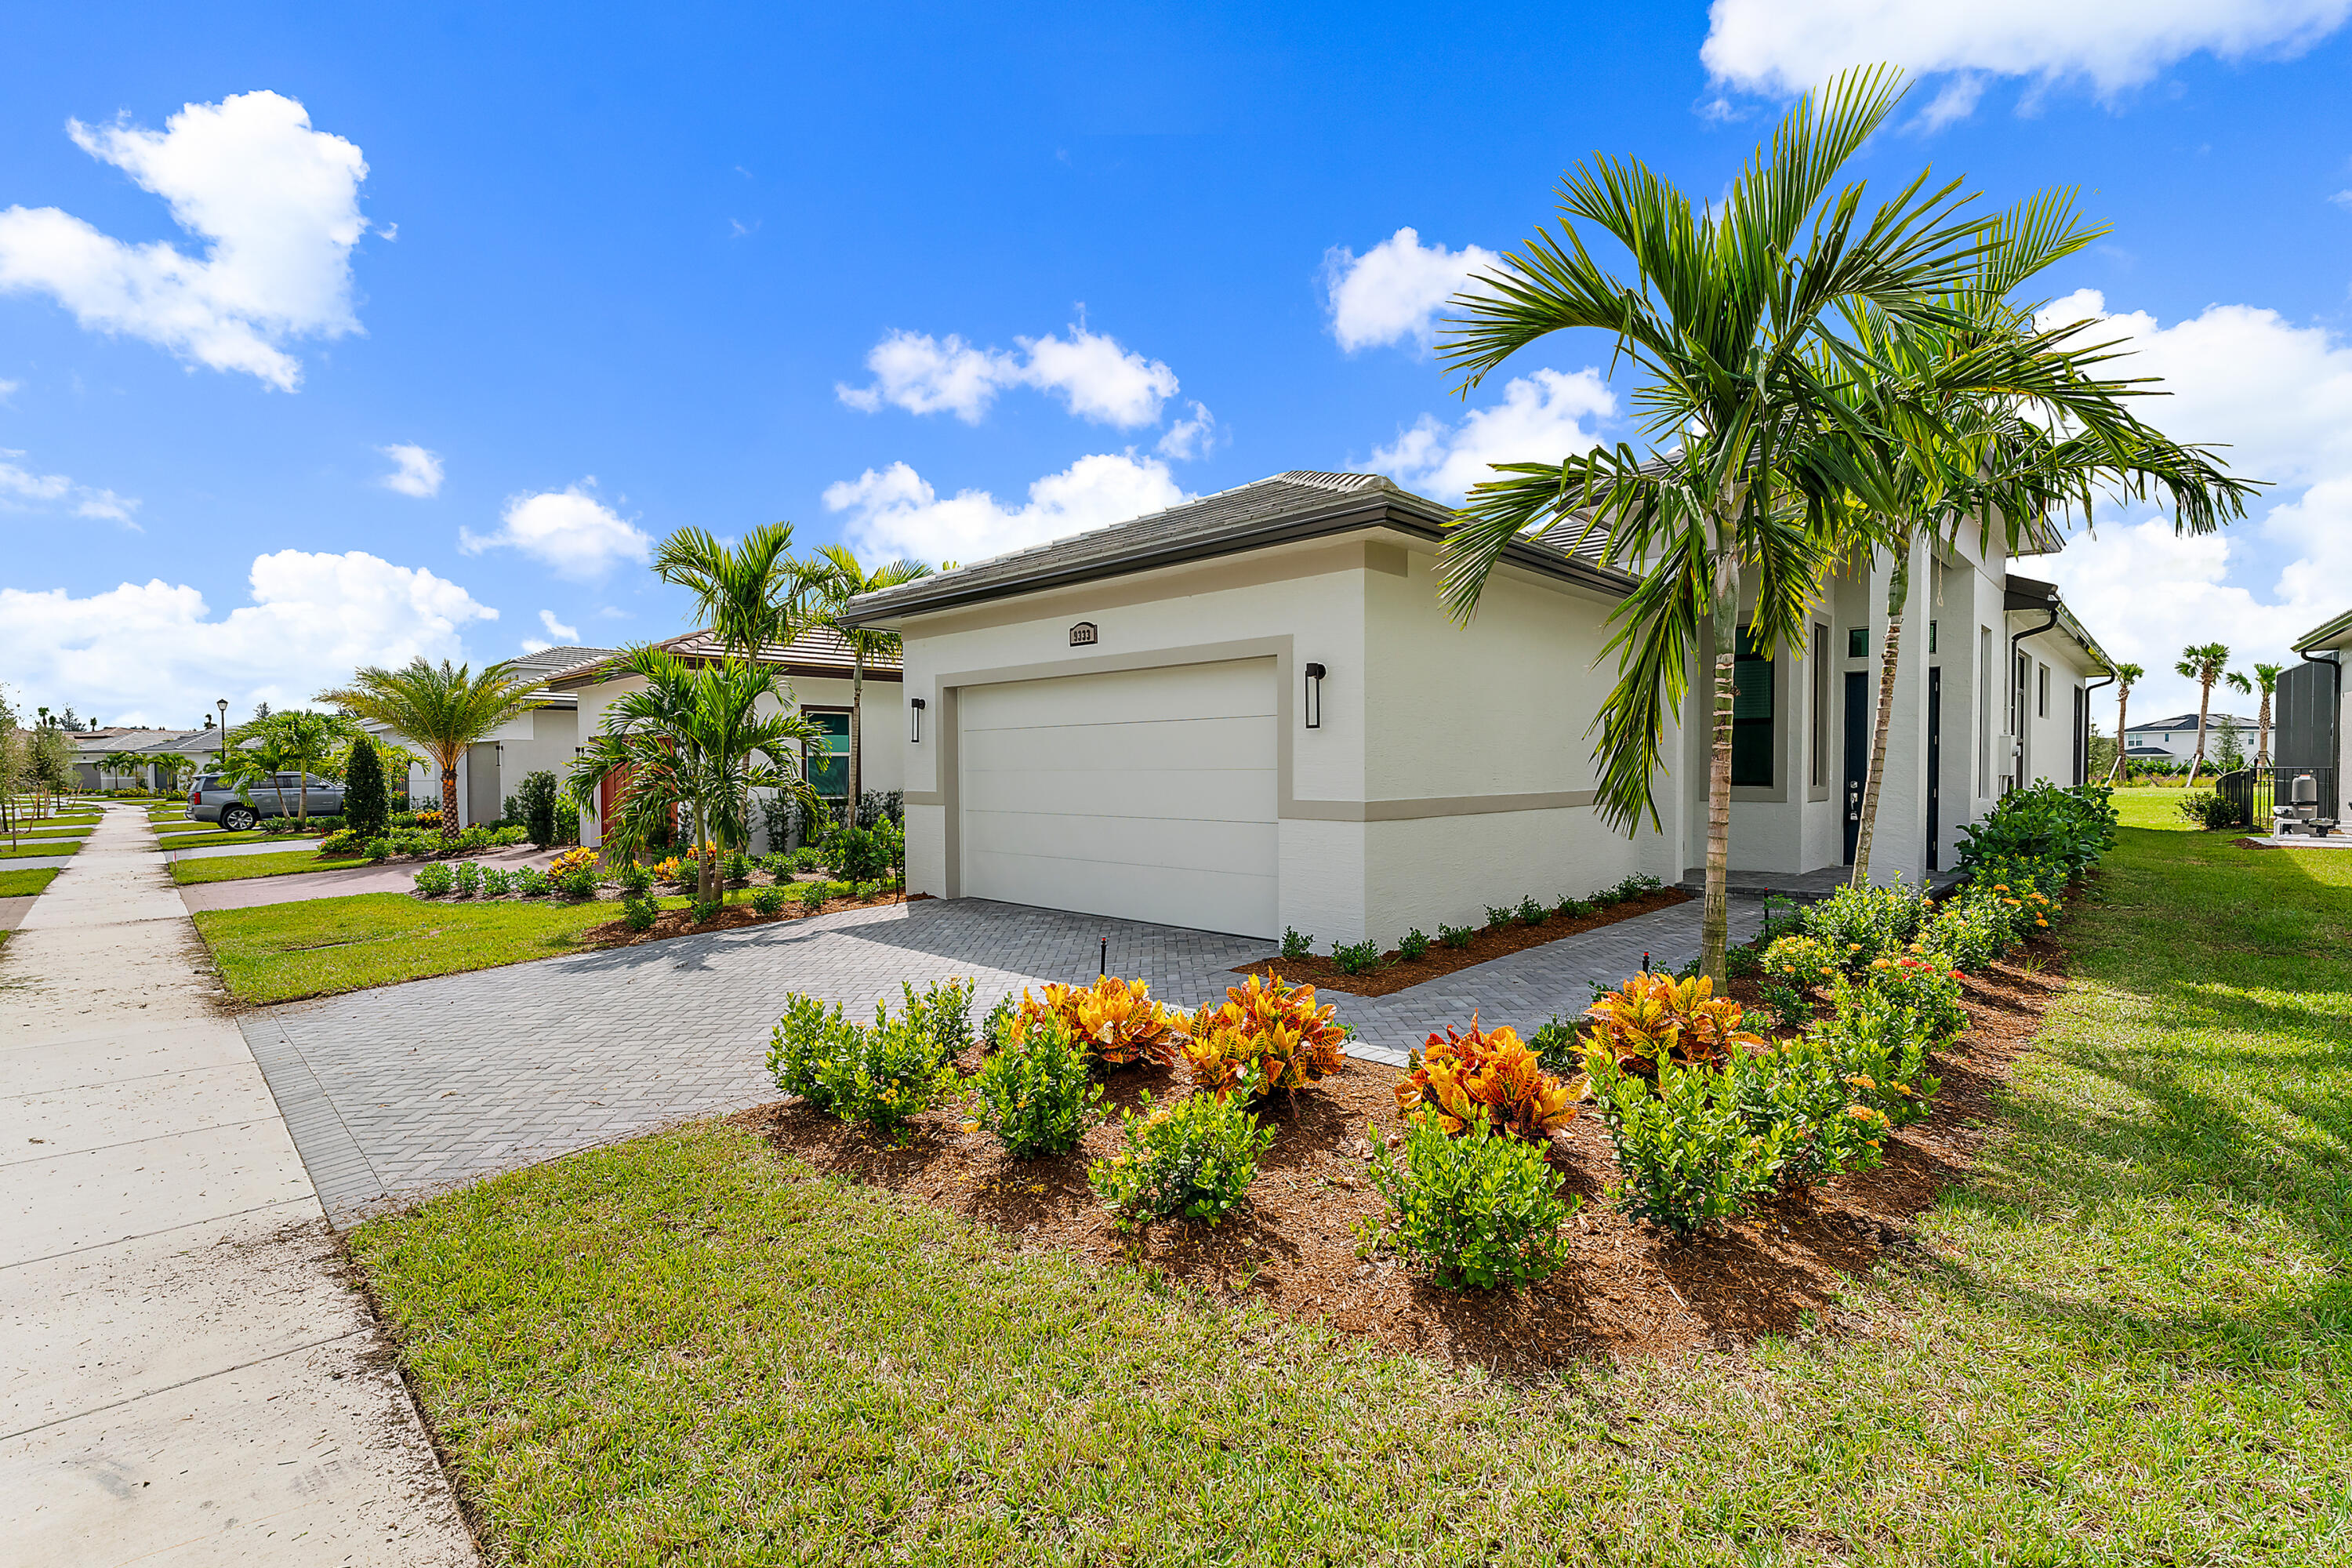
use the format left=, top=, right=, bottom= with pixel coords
left=0, top=867, right=60, bottom=898
left=194, top=890, right=730, bottom=1004
left=170, top=848, right=372, bottom=885
left=353, top=825, right=2352, bottom=1566
left=6, top=825, right=92, bottom=840
left=0, top=839, right=78, bottom=859
left=159, top=827, right=328, bottom=851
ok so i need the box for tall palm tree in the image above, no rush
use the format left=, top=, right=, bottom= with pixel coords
left=1435, top=64, right=1991, bottom=983
left=2240, top=662, right=2285, bottom=768
left=564, top=647, right=824, bottom=902
left=223, top=710, right=360, bottom=826
left=2175, top=642, right=2234, bottom=786
left=654, top=521, right=803, bottom=657
left=317, top=660, right=543, bottom=837
left=792, top=544, right=934, bottom=822
left=2105, top=663, right=2143, bottom=782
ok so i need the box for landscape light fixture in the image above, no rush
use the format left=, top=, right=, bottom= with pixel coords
left=909, top=696, right=925, bottom=743
left=215, top=698, right=228, bottom=771
left=1302, top=662, right=1326, bottom=729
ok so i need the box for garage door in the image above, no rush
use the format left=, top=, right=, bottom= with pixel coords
left=959, top=658, right=1278, bottom=937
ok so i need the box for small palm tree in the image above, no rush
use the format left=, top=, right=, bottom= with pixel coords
left=792, top=544, right=933, bottom=820
left=100, top=751, right=147, bottom=790
left=317, top=660, right=542, bottom=836
left=1436, top=64, right=1989, bottom=982
left=2106, top=663, right=2143, bottom=782
left=2239, top=662, right=2285, bottom=768
left=654, top=521, right=803, bottom=657
left=2175, top=643, right=2235, bottom=786
left=564, top=647, right=825, bottom=902
left=223, top=710, right=359, bottom=826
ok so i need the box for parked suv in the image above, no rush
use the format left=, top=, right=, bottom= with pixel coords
left=187, top=772, right=347, bottom=832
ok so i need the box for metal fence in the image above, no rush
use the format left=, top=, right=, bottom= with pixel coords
left=2215, top=766, right=2339, bottom=832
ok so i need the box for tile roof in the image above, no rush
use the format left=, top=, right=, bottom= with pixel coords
left=836, top=469, right=1632, bottom=624
left=544, top=626, right=898, bottom=690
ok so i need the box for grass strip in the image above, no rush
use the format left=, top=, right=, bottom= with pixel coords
left=0, top=867, right=61, bottom=898
left=171, top=849, right=372, bottom=886
left=0, top=840, right=78, bottom=859
left=159, top=828, right=328, bottom=851
left=355, top=818, right=2352, bottom=1566
left=193, top=890, right=725, bottom=1004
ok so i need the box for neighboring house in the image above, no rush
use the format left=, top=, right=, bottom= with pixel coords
left=2119, top=712, right=2256, bottom=763
left=65, top=726, right=187, bottom=790
left=361, top=644, right=616, bottom=829
left=2281, top=608, right=2347, bottom=817
left=553, top=626, right=903, bottom=852
left=839, top=469, right=2118, bottom=946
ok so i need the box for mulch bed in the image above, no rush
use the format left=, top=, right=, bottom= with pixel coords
left=1232, top=889, right=1693, bottom=997
left=739, top=929, right=2070, bottom=1370
left=583, top=891, right=927, bottom=948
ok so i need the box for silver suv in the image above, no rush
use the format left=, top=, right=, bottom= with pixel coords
left=187, top=772, right=347, bottom=832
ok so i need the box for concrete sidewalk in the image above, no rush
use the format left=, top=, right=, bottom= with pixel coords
left=0, top=804, right=476, bottom=1566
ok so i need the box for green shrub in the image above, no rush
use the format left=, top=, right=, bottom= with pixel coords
left=343, top=736, right=390, bottom=839
left=1515, top=896, right=1548, bottom=927
left=691, top=898, right=724, bottom=924
left=558, top=866, right=598, bottom=900
left=1438, top=923, right=1475, bottom=950
left=1733, top=1036, right=1886, bottom=1189
left=1399, top=927, right=1431, bottom=960
left=1280, top=927, right=1312, bottom=960
left=1817, top=975, right=1944, bottom=1129
left=766, top=989, right=953, bottom=1135
left=1090, top=1091, right=1273, bottom=1229
left=617, top=862, right=654, bottom=895
left=363, top=836, right=394, bottom=862
left=2176, top=789, right=2240, bottom=830
left=620, top=896, right=659, bottom=932
left=751, top=886, right=787, bottom=916
left=768, top=994, right=851, bottom=1110
left=316, top=829, right=363, bottom=856
left=822, top=821, right=898, bottom=882
left=1526, top=1014, right=1581, bottom=1079
left=1369, top=1113, right=1576, bottom=1290
left=723, top=851, right=753, bottom=884
left=1919, top=890, right=2007, bottom=971
left=1331, top=938, right=1384, bottom=975
left=516, top=769, right=560, bottom=848
left=1589, top=886, right=1624, bottom=908
left=898, top=975, right=975, bottom=1063
left=970, top=1016, right=1102, bottom=1157
left=1555, top=896, right=1595, bottom=920
left=480, top=866, right=515, bottom=897
left=513, top=866, right=550, bottom=898
left=1483, top=904, right=1514, bottom=929
left=798, top=880, right=836, bottom=910
left=1801, top=880, right=1929, bottom=971
left=412, top=862, right=455, bottom=897
left=981, top=993, right=1018, bottom=1052
left=1860, top=953, right=1967, bottom=1048
left=1586, top=1051, right=1788, bottom=1236
left=791, top=846, right=826, bottom=872
left=1956, top=780, right=2117, bottom=877
left=452, top=860, right=483, bottom=897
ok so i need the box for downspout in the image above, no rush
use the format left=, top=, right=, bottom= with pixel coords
left=2007, top=604, right=2060, bottom=793
left=2082, top=671, right=2114, bottom=787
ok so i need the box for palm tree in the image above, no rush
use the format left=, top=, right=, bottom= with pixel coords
left=563, top=647, right=825, bottom=902
left=2105, top=663, right=2143, bottom=782
left=654, top=521, right=803, bottom=657
left=792, top=544, right=933, bottom=823
left=317, top=660, right=542, bottom=837
left=2241, top=662, right=2285, bottom=768
left=1826, top=201, right=2256, bottom=886
left=223, top=710, right=360, bottom=826
left=100, top=751, right=147, bottom=791
left=1435, top=64, right=1991, bottom=983
left=2175, top=643, right=2234, bottom=786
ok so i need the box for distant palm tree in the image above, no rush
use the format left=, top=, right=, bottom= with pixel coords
left=654, top=521, right=803, bottom=658
left=791, top=544, right=933, bottom=820
left=317, top=661, right=542, bottom=836
left=2175, top=643, right=2235, bottom=786
left=2105, top=663, right=2143, bottom=783
left=2235, top=662, right=2285, bottom=769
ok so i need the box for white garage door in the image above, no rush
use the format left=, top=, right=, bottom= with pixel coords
left=959, top=658, right=1278, bottom=937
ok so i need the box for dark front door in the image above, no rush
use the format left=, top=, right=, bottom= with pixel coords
left=1927, top=667, right=1943, bottom=872
left=1843, top=670, right=1868, bottom=863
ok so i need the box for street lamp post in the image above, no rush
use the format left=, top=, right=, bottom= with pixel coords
left=216, top=699, right=229, bottom=775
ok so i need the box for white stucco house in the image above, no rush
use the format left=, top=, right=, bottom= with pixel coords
left=837, top=470, right=2115, bottom=946
left=362, top=644, right=616, bottom=827
left=554, top=626, right=904, bottom=852
left=2120, top=712, right=2256, bottom=762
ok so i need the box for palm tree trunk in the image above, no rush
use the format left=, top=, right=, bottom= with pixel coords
left=440, top=755, right=460, bottom=839
left=2188, top=681, right=2212, bottom=787
left=2107, top=688, right=2130, bottom=783
left=1849, top=531, right=1911, bottom=888
left=848, top=644, right=864, bottom=829
left=2257, top=693, right=2271, bottom=768
left=695, top=800, right=713, bottom=903
left=1700, top=554, right=1740, bottom=986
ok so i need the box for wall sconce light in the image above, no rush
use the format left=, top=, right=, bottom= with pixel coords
left=909, top=696, right=926, bottom=743
left=1302, top=662, right=1326, bottom=729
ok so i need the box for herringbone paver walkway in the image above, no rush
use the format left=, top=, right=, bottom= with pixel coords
left=244, top=895, right=1760, bottom=1226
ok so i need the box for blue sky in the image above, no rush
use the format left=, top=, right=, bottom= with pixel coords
left=4, top=1, right=2350, bottom=727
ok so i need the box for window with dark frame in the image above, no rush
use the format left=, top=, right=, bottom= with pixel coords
left=804, top=710, right=850, bottom=800
left=1733, top=626, right=1774, bottom=787
left=1810, top=623, right=1829, bottom=789
left=1846, top=626, right=1868, bottom=659
left=2037, top=663, right=2049, bottom=718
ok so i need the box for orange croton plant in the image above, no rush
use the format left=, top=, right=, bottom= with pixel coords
left=1013, top=975, right=1179, bottom=1068
left=1581, top=971, right=1764, bottom=1073
left=1179, top=971, right=1346, bottom=1098
left=1393, top=1017, right=1585, bottom=1141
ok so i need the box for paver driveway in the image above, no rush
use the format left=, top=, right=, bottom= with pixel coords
left=243, top=894, right=1761, bottom=1226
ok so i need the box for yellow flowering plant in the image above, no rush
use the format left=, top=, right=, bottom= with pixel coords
left=1011, top=975, right=1179, bottom=1068
left=1395, top=1018, right=1584, bottom=1141
left=1581, top=971, right=1766, bottom=1074
left=1178, top=972, right=1346, bottom=1098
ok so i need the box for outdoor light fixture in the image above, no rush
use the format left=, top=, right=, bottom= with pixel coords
left=909, top=697, right=926, bottom=743
left=1303, top=662, right=1326, bottom=729
left=215, top=698, right=228, bottom=771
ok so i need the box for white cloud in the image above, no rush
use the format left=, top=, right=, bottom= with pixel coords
left=1156, top=401, right=1218, bottom=459
left=2031, top=288, right=2352, bottom=715
left=1369, top=368, right=1615, bottom=503
left=377, top=443, right=443, bottom=498
left=1701, top=0, right=2352, bottom=105
left=0, top=378, right=19, bottom=401
left=533, top=609, right=581, bottom=647
left=0, top=549, right=495, bottom=727
left=0, top=446, right=141, bottom=528
left=1323, top=227, right=1502, bottom=354
left=459, top=481, right=651, bottom=581
left=836, top=322, right=1181, bottom=429
left=824, top=452, right=1187, bottom=566
left=0, top=91, right=369, bottom=390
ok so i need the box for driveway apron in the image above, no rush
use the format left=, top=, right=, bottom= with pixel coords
left=0, top=804, right=476, bottom=1566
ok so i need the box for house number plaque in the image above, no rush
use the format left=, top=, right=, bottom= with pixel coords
left=1069, top=622, right=1098, bottom=646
